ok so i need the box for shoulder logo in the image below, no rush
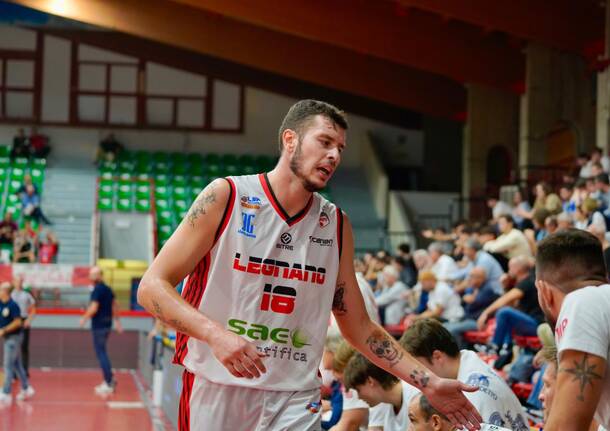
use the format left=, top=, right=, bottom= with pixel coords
left=319, top=211, right=330, bottom=228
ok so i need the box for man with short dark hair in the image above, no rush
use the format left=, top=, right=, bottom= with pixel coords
left=535, top=229, right=610, bottom=430
left=400, top=319, right=528, bottom=431
left=343, top=353, right=420, bottom=431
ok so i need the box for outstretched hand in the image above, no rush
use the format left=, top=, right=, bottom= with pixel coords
left=423, top=377, right=482, bottom=431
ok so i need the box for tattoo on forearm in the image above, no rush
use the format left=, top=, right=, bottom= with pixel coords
left=187, top=182, right=217, bottom=227
left=366, top=329, right=404, bottom=368
left=409, top=369, right=430, bottom=388
left=169, top=319, right=187, bottom=333
left=152, top=300, right=164, bottom=320
left=559, top=353, right=603, bottom=402
left=332, top=282, right=347, bottom=315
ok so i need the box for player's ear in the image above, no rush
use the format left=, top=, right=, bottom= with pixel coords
left=281, top=129, right=298, bottom=153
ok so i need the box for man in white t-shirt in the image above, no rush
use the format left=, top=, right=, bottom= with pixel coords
left=400, top=319, right=528, bottom=431
left=428, top=242, right=458, bottom=282
left=535, top=229, right=610, bottom=430
left=408, top=393, right=511, bottom=431
left=375, top=265, right=408, bottom=325
left=417, top=272, right=463, bottom=323
left=343, top=353, right=420, bottom=431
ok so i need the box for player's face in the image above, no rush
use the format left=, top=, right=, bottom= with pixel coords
left=289, top=115, right=346, bottom=192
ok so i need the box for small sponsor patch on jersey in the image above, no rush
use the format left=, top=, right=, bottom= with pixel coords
left=240, top=195, right=262, bottom=210
left=318, top=211, right=330, bottom=228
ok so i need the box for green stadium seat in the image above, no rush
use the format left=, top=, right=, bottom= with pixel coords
left=152, top=151, right=168, bottom=163
left=31, top=158, right=46, bottom=169
left=172, top=163, right=189, bottom=175
left=154, top=161, right=170, bottom=173
left=172, top=175, right=188, bottom=187
left=190, top=162, right=205, bottom=176
left=205, top=164, right=221, bottom=177
left=0, top=146, right=9, bottom=157
left=170, top=152, right=187, bottom=165
left=98, top=197, right=113, bottom=211
left=99, top=182, right=114, bottom=199
left=100, top=170, right=114, bottom=180
left=173, top=200, right=188, bottom=213
left=11, top=167, right=25, bottom=181
left=173, top=186, right=188, bottom=200
left=224, top=164, right=239, bottom=176
left=135, top=183, right=151, bottom=199
left=118, top=160, right=134, bottom=171
left=188, top=153, right=203, bottom=165
left=6, top=194, right=19, bottom=206
left=117, top=198, right=133, bottom=212
left=205, top=153, right=220, bottom=165
left=30, top=168, right=44, bottom=184
left=0, top=167, right=8, bottom=181
left=154, top=174, right=170, bottom=186
left=8, top=180, right=21, bottom=194
left=158, top=223, right=173, bottom=238
left=116, top=150, right=132, bottom=162
left=154, top=185, right=170, bottom=200
left=12, top=157, right=28, bottom=168
left=155, top=199, right=169, bottom=211
left=136, top=173, right=151, bottom=181
left=220, top=154, right=238, bottom=167
left=0, top=157, right=10, bottom=169
left=135, top=198, right=151, bottom=212
left=117, top=182, right=133, bottom=199
left=118, top=172, right=132, bottom=181
left=242, top=164, right=257, bottom=175
left=157, top=210, right=173, bottom=225
left=237, top=154, right=254, bottom=166
left=134, top=151, right=151, bottom=164
left=99, top=160, right=117, bottom=172
left=5, top=206, right=21, bottom=220
left=190, top=188, right=200, bottom=200
left=190, top=175, right=207, bottom=188
left=176, top=209, right=188, bottom=220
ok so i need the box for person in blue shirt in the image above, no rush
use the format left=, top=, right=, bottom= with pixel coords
left=0, top=281, right=34, bottom=404
left=21, top=184, right=51, bottom=225
left=80, top=267, right=123, bottom=395
left=444, top=267, right=500, bottom=348
left=452, top=239, right=504, bottom=296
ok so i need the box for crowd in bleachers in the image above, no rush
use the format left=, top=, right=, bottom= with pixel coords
left=319, top=147, right=610, bottom=430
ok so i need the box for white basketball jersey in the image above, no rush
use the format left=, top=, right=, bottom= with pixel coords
left=174, top=173, right=343, bottom=392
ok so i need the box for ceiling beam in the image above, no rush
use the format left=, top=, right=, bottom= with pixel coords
left=169, top=0, right=524, bottom=89
left=396, top=0, right=604, bottom=53
left=8, top=0, right=466, bottom=118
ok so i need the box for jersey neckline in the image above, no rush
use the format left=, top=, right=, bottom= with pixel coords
left=258, top=173, right=314, bottom=227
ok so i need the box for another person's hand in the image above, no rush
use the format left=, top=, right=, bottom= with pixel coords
left=79, top=317, right=86, bottom=328
left=207, top=325, right=267, bottom=379
left=476, top=312, right=488, bottom=331
left=422, top=376, right=482, bottom=431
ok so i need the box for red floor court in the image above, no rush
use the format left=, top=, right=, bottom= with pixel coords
left=0, top=369, right=174, bottom=431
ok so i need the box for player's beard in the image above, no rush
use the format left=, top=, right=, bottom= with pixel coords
left=541, top=301, right=557, bottom=328
left=290, top=139, right=323, bottom=192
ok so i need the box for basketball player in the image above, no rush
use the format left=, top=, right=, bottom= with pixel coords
left=536, top=229, right=610, bottom=431
left=138, top=100, right=481, bottom=431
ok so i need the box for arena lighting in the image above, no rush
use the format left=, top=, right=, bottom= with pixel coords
left=46, top=0, right=75, bottom=16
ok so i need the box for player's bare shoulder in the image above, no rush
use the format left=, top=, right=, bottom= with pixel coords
left=185, top=178, right=232, bottom=229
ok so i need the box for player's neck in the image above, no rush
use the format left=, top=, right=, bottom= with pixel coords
left=266, top=168, right=313, bottom=217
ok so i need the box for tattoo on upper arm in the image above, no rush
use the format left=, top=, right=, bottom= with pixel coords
left=187, top=182, right=217, bottom=228
left=332, top=281, right=347, bottom=315
left=559, top=353, right=603, bottom=401
left=366, top=329, right=404, bottom=368
left=409, top=369, right=430, bottom=389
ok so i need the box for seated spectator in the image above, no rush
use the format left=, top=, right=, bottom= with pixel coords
left=556, top=212, right=574, bottom=231
left=574, top=197, right=606, bottom=232
left=416, top=272, right=463, bottom=323
left=0, top=212, right=18, bottom=245
left=97, top=133, right=124, bottom=163
left=576, top=152, right=591, bottom=178
left=21, top=184, right=51, bottom=226
left=524, top=208, right=551, bottom=254
left=476, top=255, right=544, bottom=368
left=13, top=230, right=35, bottom=263
left=375, top=265, right=408, bottom=325
left=400, top=319, right=528, bottom=429
left=591, top=161, right=605, bottom=178
left=452, top=239, right=504, bottom=296
left=594, top=173, right=610, bottom=208
left=396, top=242, right=418, bottom=287
left=444, top=267, right=499, bottom=348
left=28, top=127, right=50, bottom=159
left=558, top=183, right=576, bottom=215
left=11, top=128, right=30, bottom=159
left=407, top=393, right=512, bottom=431
left=343, top=353, right=420, bottom=431
left=516, top=182, right=562, bottom=222
left=38, top=230, right=59, bottom=264
left=483, top=215, right=532, bottom=260
left=428, top=242, right=458, bottom=282
left=486, top=197, right=512, bottom=222
left=17, top=174, right=38, bottom=198
left=511, top=188, right=532, bottom=229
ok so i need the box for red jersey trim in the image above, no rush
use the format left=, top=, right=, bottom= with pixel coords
left=214, top=177, right=236, bottom=243
left=178, top=370, right=195, bottom=431
left=336, top=207, right=344, bottom=259
left=258, top=173, right=313, bottom=227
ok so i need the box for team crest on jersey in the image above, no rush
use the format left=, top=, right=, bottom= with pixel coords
left=238, top=212, right=256, bottom=238
left=318, top=211, right=330, bottom=228
left=240, top=195, right=262, bottom=210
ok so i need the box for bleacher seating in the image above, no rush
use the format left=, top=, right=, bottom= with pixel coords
left=96, top=150, right=335, bottom=250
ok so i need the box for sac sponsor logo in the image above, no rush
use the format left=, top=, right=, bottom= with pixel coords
left=227, top=318, right=311, bottom=362
left=309, top=236, right=333, bottom=247
left=276, top=232, right=293, bottom=251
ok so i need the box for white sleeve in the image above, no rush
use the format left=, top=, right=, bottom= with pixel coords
left=556, top=289, right=609, bottom=361
left=375, top=284, right=404, bottom=307
left=342, top=388, right=369, bottom=411
left=430, top=285, right=451, bottom=310
left=367, top=403, right=389, bottom=428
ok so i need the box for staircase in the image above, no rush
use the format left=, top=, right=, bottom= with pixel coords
left=41, top=159, right=97, bottom=264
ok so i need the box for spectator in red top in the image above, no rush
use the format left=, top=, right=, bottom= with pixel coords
left=38, top=230, right=59, bottom=264
left=0, top=212, right=18, bottom=245
left=28, top=127, right=50, bottom=158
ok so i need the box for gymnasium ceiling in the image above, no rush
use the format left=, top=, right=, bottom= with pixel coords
left=5, top=0, right=607, bottom=119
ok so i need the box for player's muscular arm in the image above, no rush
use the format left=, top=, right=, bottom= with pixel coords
left=544, top=350, right=606, bottom=431
left=138, top=179, right=266, bottom=379
left=332, top=215, right=481, bottom=431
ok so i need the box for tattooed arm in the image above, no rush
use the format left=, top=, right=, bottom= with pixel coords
left=138, top=179, right=266, bottom=379
left=544, top=350, right=606, bottom=431
left=332, top=214, right=481, bottom=431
